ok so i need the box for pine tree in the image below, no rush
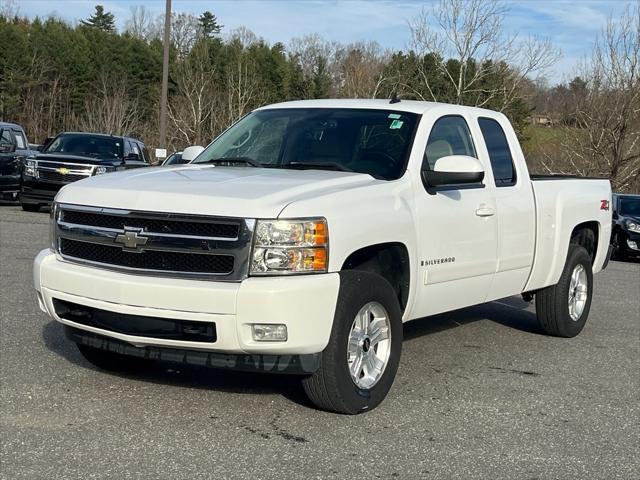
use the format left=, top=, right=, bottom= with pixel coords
left=198, top=11, right=222, bottom=38
left=81, top=5, right=115, bottom=33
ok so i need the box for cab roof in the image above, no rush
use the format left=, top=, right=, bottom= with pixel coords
left=257, top=98, right=502, bottom=117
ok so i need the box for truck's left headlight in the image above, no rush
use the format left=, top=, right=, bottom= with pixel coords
left=250, top=218, right=328, bottom=275
left=24, top=159, right=36, bottom=177
left=49, top=201, right=59, bottom=252
left=627, top=221, right=640, bottom=233
left=94, top=166, right=114, bottom=175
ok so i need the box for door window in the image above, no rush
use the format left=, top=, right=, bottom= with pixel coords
left=478, top=117, right=516, bottom=186
left=423, top=116, right=476, bottom=170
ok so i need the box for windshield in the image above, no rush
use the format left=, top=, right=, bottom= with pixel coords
left=193, top=108, right=419, bottom=179
left=620, top=197, right=640, bottom=217
left=45, top=134, right=123, bottom=159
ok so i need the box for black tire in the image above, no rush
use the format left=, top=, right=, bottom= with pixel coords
left=535, top=244, right=593, bottom=337
left=76, top=343, right=148, bottom=372
left=302, top=271, right=403, bottom=414
left=21, top=203, right=40, bottom=212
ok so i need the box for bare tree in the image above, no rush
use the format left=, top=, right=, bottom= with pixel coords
left=408, top=0, right=560, bottom=109
left=334, top=41, right=388, bottom=98
left=124, top=5, right=156, bottom=41
left=76, top=73, right=142, bottom=135
left=289, top=34, right=338, bottom=79
left=558, top=5, right=640, bottom=192
left=167, top=41, right=216, bottom=146
left=222, top=40, right=265, bottom=128
left=0, top=0, right=19, bottom=18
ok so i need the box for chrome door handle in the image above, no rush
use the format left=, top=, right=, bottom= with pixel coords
left=475, top=206, right=495, bottom=217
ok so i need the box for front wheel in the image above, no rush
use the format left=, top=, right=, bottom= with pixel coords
left=21, top=203, right=41, bottom=212
left=535, top=244, right=593, bottom=337
left=302, top=271, right=403, bottom=414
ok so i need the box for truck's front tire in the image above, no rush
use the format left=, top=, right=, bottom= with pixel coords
left=302, top=271, right=403, bottom=414
left=76, top=344, right=148, bottom=372
left=21, top=203, right=41, bottom=212
left=535, top=244, right=593, bottom=337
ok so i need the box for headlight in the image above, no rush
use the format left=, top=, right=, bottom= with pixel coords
left=49, top=201, right=59, bottom=252
left=627, top=221, right=640, bottom=233
left=94, top=166, right=113, bottom=175
left=250, top=219, right=328, bottom=274
left=24, top=159, right=36, bottom=177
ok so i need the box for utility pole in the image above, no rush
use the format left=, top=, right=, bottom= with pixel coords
left=159, top=0, right=171, bottom=152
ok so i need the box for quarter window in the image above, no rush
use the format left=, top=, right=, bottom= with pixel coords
left=423, top=116, right=476, bottom=170
left=478, top=118, right=516, bottom=186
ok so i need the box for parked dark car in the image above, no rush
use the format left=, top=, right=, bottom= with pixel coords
left=611, top=193, right=640, bottom=260
left=0, top=122, right=36, bottom=201
left=20, top=132, right=151, bottom=211
left=161, top=151, right=187, bottom=166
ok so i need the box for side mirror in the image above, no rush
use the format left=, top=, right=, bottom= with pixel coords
left=612, top=212, right=618, bottom=220
left=124, top=153, right=140, bottom=162
left=422, top=155, right=485, bottom=188
left=181, top=145, right=205, bottom=162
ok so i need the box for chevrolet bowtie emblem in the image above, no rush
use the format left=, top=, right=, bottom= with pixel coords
left=57, top=167, right=70, bottom=175
left=114, top=228, right=148, bottom=250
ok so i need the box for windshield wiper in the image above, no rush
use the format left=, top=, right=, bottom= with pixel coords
left=279, top=161, right=353, bottom=173
left=201, top=157, right=262, bottom=167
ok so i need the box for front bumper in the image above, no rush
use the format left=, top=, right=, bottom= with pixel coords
left=616, top=231, right=640, bottom=258
left=34, top=249, right=340, bottom=359
left=0, top=173, right=20, bottom=193
left=20, top=180, right=59, bottom=205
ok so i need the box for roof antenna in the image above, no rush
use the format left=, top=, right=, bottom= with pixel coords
left=389, top=92, right=401, bottom=104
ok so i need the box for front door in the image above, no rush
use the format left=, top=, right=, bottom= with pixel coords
left=411, top=114, right=498, bottom=318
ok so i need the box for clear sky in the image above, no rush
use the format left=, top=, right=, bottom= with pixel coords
left=12, top=0, right=633, bottom=84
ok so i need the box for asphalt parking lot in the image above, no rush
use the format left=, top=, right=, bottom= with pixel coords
left=1, top=204, right=638, bottom=480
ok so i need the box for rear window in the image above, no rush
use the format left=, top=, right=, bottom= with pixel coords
left=478, top=118, right=516, bottom=186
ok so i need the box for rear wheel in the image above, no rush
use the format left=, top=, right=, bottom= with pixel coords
left=302, top=271, right=403, bottom=414
left=535, top=244, right=593, bottom=337
left=76, top=343, right=149, bottom=372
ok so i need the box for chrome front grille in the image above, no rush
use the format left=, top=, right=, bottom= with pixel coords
left=35, top=161, right=95, bottom=183
left=54, top=204, right=255, bottom=280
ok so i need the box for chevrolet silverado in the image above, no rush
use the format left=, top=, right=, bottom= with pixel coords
left=33, top=100, right=613, bottom=414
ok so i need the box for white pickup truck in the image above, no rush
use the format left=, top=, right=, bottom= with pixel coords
left=33, top=100, right=613, bottom=414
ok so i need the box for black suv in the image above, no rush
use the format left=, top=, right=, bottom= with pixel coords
left=0, top=122, right=36, bottom=201
left=20, top=132, right=150, bottom=211
left=611, top=193, right=640, bottom=260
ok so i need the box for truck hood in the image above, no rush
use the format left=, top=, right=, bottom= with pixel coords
left=56, top=165, right=377, bottom=218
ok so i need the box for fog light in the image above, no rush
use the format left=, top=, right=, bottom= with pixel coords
left=251, top=324, right=287, bottom=342
left=627, top=240, right=638, bottom=250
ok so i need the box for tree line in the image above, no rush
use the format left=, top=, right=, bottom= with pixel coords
left=0, top=0, right=637, bottom=192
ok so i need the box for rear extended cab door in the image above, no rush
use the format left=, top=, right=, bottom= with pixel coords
left=469, top=114, right=536, bottom=302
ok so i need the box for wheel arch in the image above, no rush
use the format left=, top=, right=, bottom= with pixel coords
left=570, top=221, right=600, bottom=265
left=340, top=242, right=411, bottom=314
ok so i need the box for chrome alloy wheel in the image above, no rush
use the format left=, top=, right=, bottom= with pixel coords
left=568, top=264, right=588, bottom=321
left=347, top=301, right=392, bottom=389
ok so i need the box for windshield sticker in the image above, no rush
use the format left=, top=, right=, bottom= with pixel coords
left=388, top=113, right=401, bottom=119
left=389, top=119, right=403, bottom=129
